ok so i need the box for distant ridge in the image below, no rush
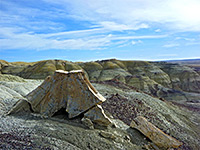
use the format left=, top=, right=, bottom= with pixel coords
left=164, top=58, right=200, bottom=64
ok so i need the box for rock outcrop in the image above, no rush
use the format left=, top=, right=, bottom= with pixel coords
left=130, top=116, right=183, bottom=149
left=8, top=70, right=112, bottom=127
left=155, top=62, right=200, bottom=93
left=1, top=59, right=200, bottom=101
left=0, top=74, right=26, bottom=82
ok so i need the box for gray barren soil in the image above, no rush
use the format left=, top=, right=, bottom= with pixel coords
left=0, top=77, right=147, bottom=150
left=0, top=75, right=199, bottom=149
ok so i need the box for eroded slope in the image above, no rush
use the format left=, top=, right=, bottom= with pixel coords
left=1, top=59, right=200, bottom=101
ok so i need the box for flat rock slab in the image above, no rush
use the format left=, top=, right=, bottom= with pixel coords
left=130, top=116, right=183, bottom=149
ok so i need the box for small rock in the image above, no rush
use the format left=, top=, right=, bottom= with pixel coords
left=84, top=105, right=113, bottom=127
left=124, top=135, right=131, bottom=141
left=99, top=131, right=116, bottom=140
left=81, top=117, right=94, bottom=129
left=7, top=99, right=31, bottom=115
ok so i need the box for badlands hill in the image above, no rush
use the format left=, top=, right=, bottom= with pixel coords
left=1, top=59, right=200, bottom=100
left=0, top=59, right=200, bottom=149
left=167, top=58, right=200, bottom=75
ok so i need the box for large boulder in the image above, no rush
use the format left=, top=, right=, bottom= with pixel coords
left=8, top=70, right=112, bottom=127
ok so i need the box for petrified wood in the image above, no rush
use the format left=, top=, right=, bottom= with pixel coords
left=130, top=116, right=182, bottom=149
left=9, top=70, right=112, bottom=126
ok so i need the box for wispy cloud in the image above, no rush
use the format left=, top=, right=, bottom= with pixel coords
left=163, top=43, right=180, bottom=48
left=112, top=35, right=167, bottom=40
left=174, top=36, right=200, bottom=46
left=0, top=0, right=199, bottom=62
left=97, top=21, right=149, bottom=31
left=117, top=40, right=143, bottom=48
left=48, top=0, right=200, bottom=32
left=0, top=0, right=168, bottom=51
left=0, top=26, right=166, bottom=50
left=155, top=29, right=161, bottom=32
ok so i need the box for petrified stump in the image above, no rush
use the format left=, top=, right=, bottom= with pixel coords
left=130, top=116, right=182, bottom=149
left=9, top=70, right=112, bottom=126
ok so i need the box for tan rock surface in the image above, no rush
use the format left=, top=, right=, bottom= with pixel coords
left=84, top=105, right=113, bottom=126
left=99, top=131, right=116, bottom=140
left=7, top=70, right=112, bottom=128
left=9, top=70, right=107, bottom=121
left=8, top=99, right=31, bottom=114
left=130, top=116, right=182, bottom=149
left=81, top=117, right=94, bottom=129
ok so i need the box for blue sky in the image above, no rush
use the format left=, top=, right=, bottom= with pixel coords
left=0, top=0, right=200, bottom=62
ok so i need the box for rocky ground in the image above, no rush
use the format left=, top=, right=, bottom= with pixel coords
left=0, top=59, right=200, bottom=150
left=0, top=74, right=199, bottom=149
left=0, top=112, right=148, bottom=150
left=0, top=75, right=150, bottom=150
left=93, top=82, right=200, bottom=150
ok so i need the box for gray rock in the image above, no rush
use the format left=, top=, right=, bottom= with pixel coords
left=99, top=131, right=116, bottom=140
left=81, top=117, right=94, bottom=129
left=84, top=105, right=113, bottom=127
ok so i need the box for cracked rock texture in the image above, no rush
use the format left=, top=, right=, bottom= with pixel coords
left=9, top=70, right=112, bottom=127
left=130, top=116, right=182, bottom=149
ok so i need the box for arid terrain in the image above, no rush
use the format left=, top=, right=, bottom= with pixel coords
left=0, top=59, right=200, bottom=149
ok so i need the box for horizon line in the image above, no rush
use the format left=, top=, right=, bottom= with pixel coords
left=1, top=57, right=200, bottom=63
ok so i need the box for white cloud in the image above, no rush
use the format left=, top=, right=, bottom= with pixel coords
left=0, top=30, right=109, bottom=50
left=97, top=21, right=149, bottom=31
left=163, top=43, right=180, bottom=48
left=131, top=41, right=137, bottom=45
left=117, top=40, right=143, bottom=48
left=0, top=27, right=166, bottom=50
left=155, top=29, right=161, bottom=32
left=0, top=1, right=67, bottom=33
left=175, top=37, right=181, bottom=40
left=174, top=36, right=199, bottom=46
left=1, top=0, right=199, bottom=52
left=112, top=35, right=167, bottom=40
left=183, top=38, right=195, bottom=42
left=49, top=0, right=200, bottom=32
